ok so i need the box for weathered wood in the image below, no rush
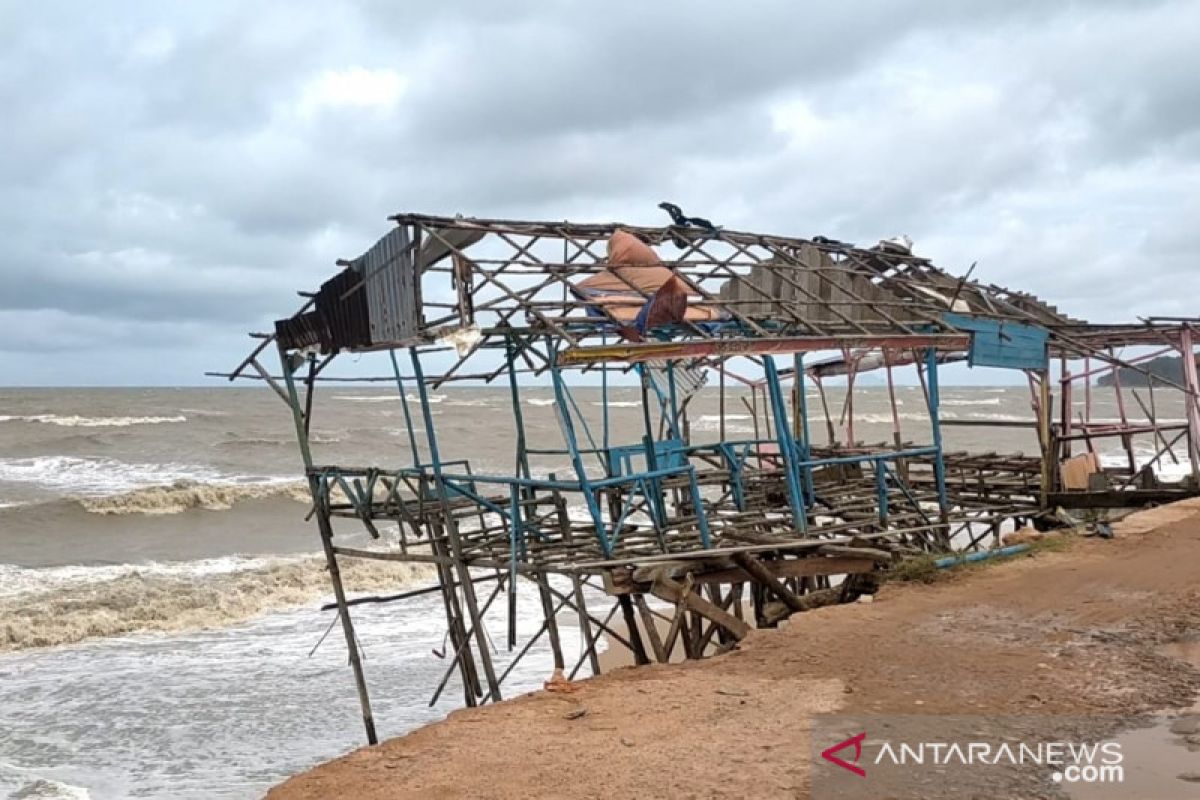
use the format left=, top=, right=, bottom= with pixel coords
left=764, top=586, right=845, bottom=626
left=622, top=555, right=875, bottom=589
left=816, top=543, right=894, bottom=564
left=732, top=553, right=806, bottom=614
left=618, top=595, right=651, bottom=666
left=632, top=593, right=668, bottom=663
left=571, top=574, right=602, bottom=676
left=661, top=574, right=693, bottom=660
left=650, top=573, right=751, bottom=641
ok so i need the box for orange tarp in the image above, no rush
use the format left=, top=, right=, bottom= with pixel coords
left=576, top=230, right=722, bottom=322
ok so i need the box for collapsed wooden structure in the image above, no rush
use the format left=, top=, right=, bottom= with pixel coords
left=216, top=212, right=1199, bottom=743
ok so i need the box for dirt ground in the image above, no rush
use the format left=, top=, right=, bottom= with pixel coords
left=269, top=499, right=1200, bottom=799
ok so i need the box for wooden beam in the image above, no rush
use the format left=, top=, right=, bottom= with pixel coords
left=731, top=553, right=805, bottom=615
left=632, top=593, right=668, bottom=663
left=623, top=555, right=875, bottom=590
left=649, top=573, right=751, bottom=641
left=558, top=334, right=972, bottom=366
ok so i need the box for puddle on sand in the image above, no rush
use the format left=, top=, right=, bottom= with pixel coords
left=1066, top=639, right=1200, bottom=799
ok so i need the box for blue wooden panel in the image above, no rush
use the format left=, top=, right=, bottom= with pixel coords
left=943, top=313, right=1048, bottom=371
left=608, top=438, right=686, bottom=477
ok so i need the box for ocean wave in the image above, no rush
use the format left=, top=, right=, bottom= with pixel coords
left=177, top=407, right=228, bottom=418
left=941, top=397, right=1002, bottom=406
left=0, top=414, right=186, bottom=427
left=0, top=456, right=294, bottom=500
left=0, top=766, right=91, bottom=800
left=524, top=398, right=556, bottom=407
left=0, top=556, right=434, bottom=652
left=849, top=412, right=932, bottom=424
left=214, top=432, right=341, bottom=448
left=941, top=412, right=1031, bottom=422
left=587, top=401, right=641, bottom=407
left=445, top=397, right=500, bottom=408
left=691, top=414, right=755, bottom=433
left=333, top=393, right=447, bottom=404
left=78, top=480, right=311, bottom=515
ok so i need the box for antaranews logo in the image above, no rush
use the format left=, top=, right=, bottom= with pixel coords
left=813, top=716, right=1138, bottom=800
left=820, top=732, right=868, bottom=777
left=818, top=726, right=1123, bottom=786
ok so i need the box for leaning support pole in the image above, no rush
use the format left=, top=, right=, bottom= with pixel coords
left=571, top=574, right=602, bottom=676
left=410, top=348, right=502, bottom=703
left=278, top=343, right=378, bottom=745
left=763, top=356, right=807, bottom=533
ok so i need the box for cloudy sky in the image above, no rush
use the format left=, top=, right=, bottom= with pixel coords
left=2, top=0, right=1198, bottom=386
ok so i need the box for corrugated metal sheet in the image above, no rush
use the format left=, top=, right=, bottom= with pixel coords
left=644, top=358, right=708, bottom=401
left=347, top=226, right=420, bottom=346
left=274, top=268, right=371, bottom=353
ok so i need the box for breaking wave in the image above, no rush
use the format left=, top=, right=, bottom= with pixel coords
left=848, top=412, right=932, bottom=424
left=0, top=556, right=434, bottom=652
left=78, top=480, right=311, bottom=515
left=691, top=414, right=754, bottom=433
left=524, top=398, right=556, bottom=407
left=941, top=397, right=1002, bottom=407
left=445, top=398, right=498, bottom=408
left=177, top=407, right=227, bottom=418
left=0, top=456, right=309, bottom=514
left=0, top=414, right=186, bottom=427
left=0, top=767, right=91, bottom=800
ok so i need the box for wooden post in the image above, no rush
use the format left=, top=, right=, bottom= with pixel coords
left=278, top=344, right=377, bottom=744
left=572, top=574, right=602, bottom=676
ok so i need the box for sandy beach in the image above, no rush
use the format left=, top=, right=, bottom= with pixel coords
left=269, top=499, right=1200, bottom=799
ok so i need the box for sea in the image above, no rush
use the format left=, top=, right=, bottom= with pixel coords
left=0, top=384, right=1190, bottom=799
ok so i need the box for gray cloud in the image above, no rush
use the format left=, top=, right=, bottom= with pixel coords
left=1, top=0, right=1198, bottom=384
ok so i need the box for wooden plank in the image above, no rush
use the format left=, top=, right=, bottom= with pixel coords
left=815, top=544, right=894, bottom=564
left=649, top=573, right=751, bottom=641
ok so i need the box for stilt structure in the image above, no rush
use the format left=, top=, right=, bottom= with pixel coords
left=214, top=213, right=1199, bottom=741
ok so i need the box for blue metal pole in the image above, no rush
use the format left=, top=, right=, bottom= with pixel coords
left=935, top=544, right=1029, bottom=569
left=763, top=356, right=807, bottom=534
left=926, top=347, right=950, bottom=522
left=550, top=351, right=612, bottom=557
left=389, top=349, right=421, bottom=468
left=666, top=360, right=681, bottom=438
left=875, top=458, right=889, bottom=525
left=410, top=348, right=502, bottom=701
left=686, top=467, right=712, bottom=549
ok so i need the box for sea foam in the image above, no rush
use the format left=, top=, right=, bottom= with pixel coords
left=0, top=414, right=186, bottom=427
left=0, top=556, right=433, bottom=652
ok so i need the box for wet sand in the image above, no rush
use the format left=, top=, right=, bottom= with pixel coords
left=269, top=499, right=1200, bottom=799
